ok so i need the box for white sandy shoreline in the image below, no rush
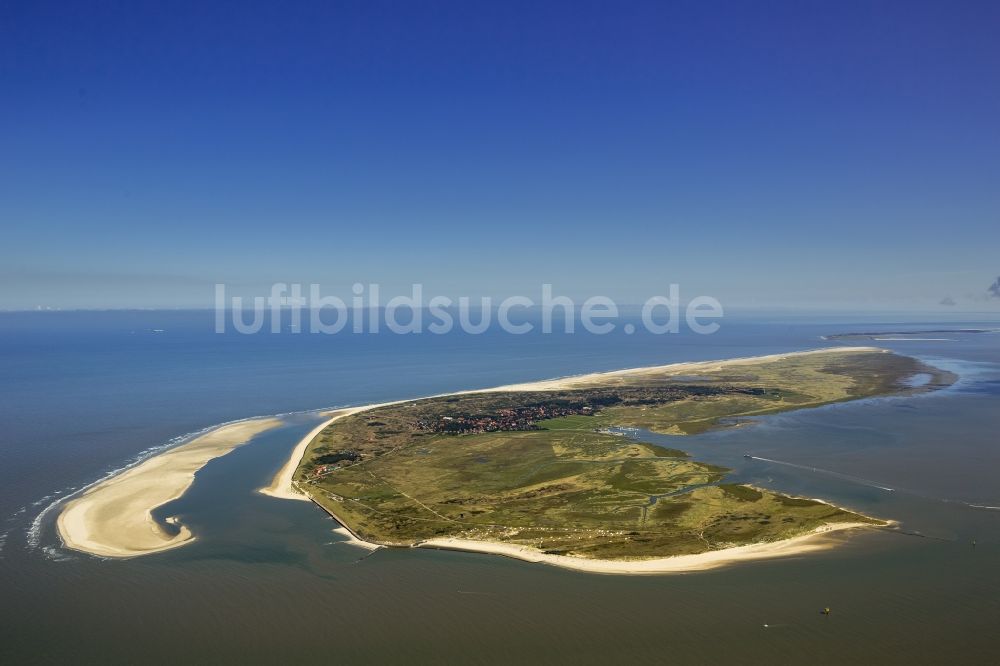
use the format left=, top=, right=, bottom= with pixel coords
left=57, top=346, right=887, bottom=564
left=415, top=522, right=876, bottom=574
left=480, top=346, right=886, bottom=392
left=299, top=497, right=886, bottom=575
left=259, top=411, right=355, bottom=502
left=57, top=418, right=283, bottom=558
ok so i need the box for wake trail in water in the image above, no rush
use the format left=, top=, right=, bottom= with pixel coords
left=746, top=456, right=1000, bottom=515
left=746, top=456, right=896, bottom=492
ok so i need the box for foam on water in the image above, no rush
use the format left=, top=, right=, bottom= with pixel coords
left=28, top=402, right=369, bottom=557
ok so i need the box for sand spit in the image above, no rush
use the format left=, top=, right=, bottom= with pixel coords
left=57, top=418, right=282, bottom=558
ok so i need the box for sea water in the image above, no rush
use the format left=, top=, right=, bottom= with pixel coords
left=1, top=310, right=998, bottom=664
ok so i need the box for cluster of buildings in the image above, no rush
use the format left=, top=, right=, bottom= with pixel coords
left=415, top=403, right=595, bottom=435
left=309, top=464, right=338, bottom=478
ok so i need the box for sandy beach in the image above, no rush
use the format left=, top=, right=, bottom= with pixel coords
left=258, top=408, right=367, bottom=502
left=57, top=418, right=282, bottom=558
left=259, top=403, right=404, bottom=501
left=417, top=522, right=873, bottom=574
left=332, top=526, right=382, bottom=550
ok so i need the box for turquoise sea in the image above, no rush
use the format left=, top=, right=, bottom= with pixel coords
left=1, top=310, right=998, bottom=664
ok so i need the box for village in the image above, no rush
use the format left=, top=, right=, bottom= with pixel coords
left=415, top=403, right=596, bottom=435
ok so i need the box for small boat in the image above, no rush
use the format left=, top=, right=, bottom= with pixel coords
left=743, top=453, right=752, bottom=459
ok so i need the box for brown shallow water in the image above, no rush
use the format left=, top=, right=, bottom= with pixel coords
left=2, top=315, right=998, bottom=664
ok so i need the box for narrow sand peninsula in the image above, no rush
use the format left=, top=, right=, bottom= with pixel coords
left=58, top=418, right=282, bottom=558
left=416, top=522, right=871, bottom=574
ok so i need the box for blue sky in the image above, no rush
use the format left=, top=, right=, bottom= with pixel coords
left=2, top=0, right=999, bottom=310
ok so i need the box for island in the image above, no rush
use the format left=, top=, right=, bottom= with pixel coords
left=276, top=347, right=954, bottom=573
left=57, top=346, right=954, bottom=569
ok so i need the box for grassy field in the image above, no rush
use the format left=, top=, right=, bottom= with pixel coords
left=295, top=350, right=951, bottom=560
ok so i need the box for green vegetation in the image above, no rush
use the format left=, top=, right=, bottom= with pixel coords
left=295, top=351, right=950, bottom=560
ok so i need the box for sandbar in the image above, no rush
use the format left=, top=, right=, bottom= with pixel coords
left=57, top=418, right=282, bottom=558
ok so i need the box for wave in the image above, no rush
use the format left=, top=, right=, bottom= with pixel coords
left=29, top=403, right=363, bottom=556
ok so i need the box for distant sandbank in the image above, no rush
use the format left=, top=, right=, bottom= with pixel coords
left=480, top=346, right=886, bottom=392
left=57, top=418, right=282, bottom=558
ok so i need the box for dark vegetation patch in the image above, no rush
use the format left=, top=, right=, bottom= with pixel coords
left=719, top=484, right=763, bottom=502
left=314, top=451, right=360, bottom=465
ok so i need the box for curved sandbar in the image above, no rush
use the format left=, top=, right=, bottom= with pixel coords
left=58, top=418, right=282, bottom=558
